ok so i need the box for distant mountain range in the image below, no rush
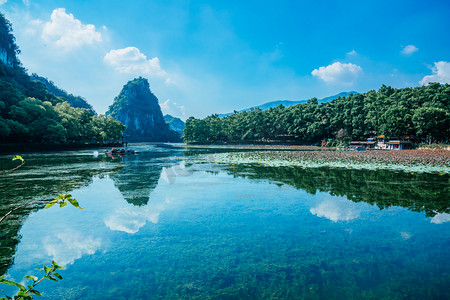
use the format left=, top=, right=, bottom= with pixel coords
left=164, top=114, right=185, bottom=135
left=218, top=91, right=358, bottom=117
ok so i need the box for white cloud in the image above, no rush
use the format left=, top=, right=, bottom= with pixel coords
left=161, top=162, right=192, bottom=184
left=347, top=50, right=357, bottom=56
left=0, top=0, right=7, bottom=5
left=430, top=213, right=450, bottom=224
left=165, top=77, right=175, bottom=85
left=24, top=19, right=42, bottom=35
left=43, top=230, right=101, bottom=266
left=104, top=204, right=165, bottom=234
left=401, top=45, right=418, bottom=55
left=160, top=99, right=186, bottom=118
left=103, top=47, right=169, bottom=79
left=400, top=231, right=412, bottom=240
left=420, top=61, right=450, bottom=85
left=42, top=8, right=102, bottom=50
left=310, top=198, right=361, bottom=222
left=311, top=62, right=362, bottom=85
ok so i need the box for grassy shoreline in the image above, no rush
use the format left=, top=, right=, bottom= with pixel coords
left=0, top=142, right=123, bottom=155
left=208, top=149, right=450, bottom=174
left=182, top=144, right=324, bottom=150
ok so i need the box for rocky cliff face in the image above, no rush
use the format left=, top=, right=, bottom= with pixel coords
left=0, top=13, right=20, bottom=69
left=106, top=77, right=179, bottom=142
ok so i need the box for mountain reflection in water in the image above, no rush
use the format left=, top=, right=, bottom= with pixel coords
left=0, top=146, right=449, bottom=299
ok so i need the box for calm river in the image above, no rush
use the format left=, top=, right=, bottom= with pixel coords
left=0, top=144, right=449, bottom=299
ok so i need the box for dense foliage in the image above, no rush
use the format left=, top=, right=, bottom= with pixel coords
left=0, top=12, right=125, bottom=144
left=106, top=77, right=181, bottom=142
left=30, top=74, right=95, bottom=114
left=223, top=164, right=449, bottom=217
left=183, top=84, right=450, bottom=145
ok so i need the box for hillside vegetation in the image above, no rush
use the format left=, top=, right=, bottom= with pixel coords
left=183, top=84, right=450, bottom=145
left=0, top=12, right=124, bottom=144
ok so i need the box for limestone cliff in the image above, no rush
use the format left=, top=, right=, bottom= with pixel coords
left=106, top=77, right=179, bottom=142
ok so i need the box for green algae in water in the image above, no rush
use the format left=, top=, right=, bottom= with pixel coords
left=211, top=151, right=450, bottom=174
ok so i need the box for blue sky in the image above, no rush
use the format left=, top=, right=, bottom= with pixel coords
left=1, top=0, right=449, bottom=119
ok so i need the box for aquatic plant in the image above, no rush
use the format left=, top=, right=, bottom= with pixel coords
left=0, top=156, right=82, bottom=299
left=0, top=261, right=64, bottom=300
left=210, top=150, right=450, bottom=174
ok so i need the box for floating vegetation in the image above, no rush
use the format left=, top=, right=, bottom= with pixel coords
left=210, top=150, right=450, bottom=174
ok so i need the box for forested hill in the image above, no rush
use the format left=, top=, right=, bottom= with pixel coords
left=30, top=74, right=96, bottom=114
left=0, top=12, right=125, bottom=145
left=106, top=77, right=181, bottom=142
left=183, top=83, right=450, bottom=145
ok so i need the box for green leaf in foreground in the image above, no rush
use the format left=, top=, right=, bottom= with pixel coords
left=44, top=194, right=83, bottom=210
left=23, top=276, right=37, bottom=282
left=29, top=290, right=43, bottom=296
left=12, top=155, right=24, bottom=163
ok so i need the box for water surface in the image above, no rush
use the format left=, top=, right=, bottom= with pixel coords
left=0, top=144, right=449, bottom=299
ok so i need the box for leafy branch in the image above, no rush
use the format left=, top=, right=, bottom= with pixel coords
left=44, top=194, right=83, bottom=210
left=0, top=260, right=64, bottom=300
left=0, top=194, right=83, bottom=225
left=0, top=156, right=84, bottom=299
left=0, top=156, right=24, bottom=174
left=0, top=157, right=83, bottom=225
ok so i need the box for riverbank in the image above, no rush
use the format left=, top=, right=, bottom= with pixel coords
left=0, top=142, right=123, bottom=154
left=210, top=149, right=450, bottom=174
left=182, top=144, right=325, bottom=151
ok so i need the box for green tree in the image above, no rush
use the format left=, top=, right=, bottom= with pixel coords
left=412, top=107, right=449, bottom=143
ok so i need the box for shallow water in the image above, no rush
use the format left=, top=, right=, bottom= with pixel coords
left=0, top=144, right=449, bottom=299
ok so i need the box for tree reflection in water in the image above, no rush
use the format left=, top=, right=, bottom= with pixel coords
left=223, top=165, right=450, bottom=217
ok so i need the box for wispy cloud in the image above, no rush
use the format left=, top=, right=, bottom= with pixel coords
left=312, top=62, right=362, bottom=85
left=400, top=231, right=412, bottom=240
left=160, top=99, right=186, bottom=118
left=0, top=0, right=7, bottom=6
left=401, top=45, right=418, bottom=56
left=42, top=8, right=102, bottom=50
left=347, top=50, right=357, bottom=56
left=420, top=61, right=450, bottom=85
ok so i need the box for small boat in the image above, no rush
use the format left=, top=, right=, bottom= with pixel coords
left=105, top=148, right=139, bottom=155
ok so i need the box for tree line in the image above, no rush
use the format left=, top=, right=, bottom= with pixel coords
left=183, top=83, right=450, bottom=145
left=225, top=165, right=449, bottom=217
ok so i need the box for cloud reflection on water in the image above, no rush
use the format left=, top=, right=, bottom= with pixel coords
left=43, top=230, right=101, bottom=266
left=430, top=213, right=450, bottom=224
left=104, top=161, right=191, bottom=234
left=104, top=201, right=167, bottom=234
left=310, top=198, right=362, bottom=222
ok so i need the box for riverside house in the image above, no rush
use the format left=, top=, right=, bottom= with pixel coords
left=350, top=136, right=413, bottom=150
left=386, top=140, right=413, bottom=150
